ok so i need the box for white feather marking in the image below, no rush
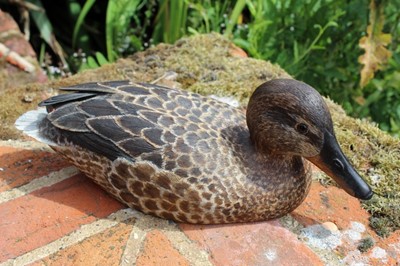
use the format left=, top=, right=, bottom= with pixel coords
left=15, top=108, right=56, bottom=145
left=210, top=95, right=240, bottom=107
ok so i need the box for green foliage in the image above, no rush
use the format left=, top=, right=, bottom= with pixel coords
left=72, top=0, right=96, bottom=49
left=356, top=52, right=400, bottom=136
left=152, top=0, right=189, bottom=44
left=223, top=0, right=246, bottom=37
left=186, top=0, right=234, bottom=34
left=70, top=0, right=142, bottom=62
left=234, top=0, right=341, bottom=78
left=231, top=0, right=400, bottom=136
left=79, top=51, right=110, bottom=71
left=24, top=0, right=68, bottom=67
left=105, top=0, right=142, bottom=61
left=234, top=0, right=365, bottom=100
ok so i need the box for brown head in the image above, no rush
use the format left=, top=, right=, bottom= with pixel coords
left=246, top=79, right=373, bottom=200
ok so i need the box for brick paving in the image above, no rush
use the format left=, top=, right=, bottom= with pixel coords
left=0, top=140, right=399, bottom=265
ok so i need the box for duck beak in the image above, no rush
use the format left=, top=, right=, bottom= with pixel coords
left=307, top=130, right=373, bottom=200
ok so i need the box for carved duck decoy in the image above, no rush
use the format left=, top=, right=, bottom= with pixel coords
left=15, top=79, right=372, bottom=224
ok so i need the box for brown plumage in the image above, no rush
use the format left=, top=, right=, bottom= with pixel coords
left=15, top=79, right=373, bottom=224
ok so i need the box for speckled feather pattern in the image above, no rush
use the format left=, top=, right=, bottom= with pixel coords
left=39, top=81, right=312, bottom=224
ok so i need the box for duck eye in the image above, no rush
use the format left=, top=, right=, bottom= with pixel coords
left=296, top=123, right=309, bottom=134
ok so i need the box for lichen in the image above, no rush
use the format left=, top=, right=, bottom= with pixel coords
left=3, top=33, right=399, bottom=237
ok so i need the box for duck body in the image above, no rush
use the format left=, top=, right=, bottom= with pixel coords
left=16, top=79, right=372, bottom=224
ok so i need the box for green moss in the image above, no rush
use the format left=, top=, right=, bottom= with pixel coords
left=357, top=237, right=375, bottom=253
left=3, top=33, right=399, bottom=237
left=124, top=33, right=290, bottom=103
left=0, top=83, right=44, bottom=140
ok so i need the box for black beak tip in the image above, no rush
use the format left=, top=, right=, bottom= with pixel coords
left=357, top=189, right=374, bottom=200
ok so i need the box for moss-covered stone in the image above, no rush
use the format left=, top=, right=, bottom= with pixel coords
left=325, top=98, right=400, bottom=237
left=2, top=33, right=399, bottom=237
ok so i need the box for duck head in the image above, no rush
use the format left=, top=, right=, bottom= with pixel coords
left=246, top=79, right=373, bottom=200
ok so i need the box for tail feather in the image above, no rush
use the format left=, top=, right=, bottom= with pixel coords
left=15, top=108, right=56, bottom=145
left=38, top=92, right=97, bottom=107
left=38, top=80, right=123, bottom=108
left=16, top=80, right=129, bottom=145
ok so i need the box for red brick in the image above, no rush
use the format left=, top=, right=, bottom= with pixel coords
left=293, top=181, right=400, bottom=265
left=0, top=10, right=19, bottom=32
left=180, top=220, right=323, bottom=266
left=0, top=173, right=123, bottom=262
left=0, top=10, right=36, bottom=57
left=30, top=220, right=134, bottom=266
left=0, top=147, right=70, bottom=192
left=136, top=229, right=190, bottom=266
left=293, top=182, right=371, bottom=230
left=380, top=231, right=400, bottom=264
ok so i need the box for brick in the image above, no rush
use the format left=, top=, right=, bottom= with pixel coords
left=30, top=219, right=134, bottom=266
left=0, top=10, right=36, bottom=57
left=381, top=231, right=400, bottom=264
left=292, top=182, right=371, bottom=230
left=136, top=229, right=190, bottom=266
left=0, top=10, right=20, bottom=32
left=0, top=147, right=70, bottom=192
left=180, top=220, right=322, bottom=266
left=293, top=181, right=400, bottom=265
left=0, top=173, right=123, bottom=262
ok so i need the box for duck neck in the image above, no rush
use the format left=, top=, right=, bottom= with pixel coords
left=236, top=150, right=312, bottom=220
left=252, top=152, right=307, bottom=182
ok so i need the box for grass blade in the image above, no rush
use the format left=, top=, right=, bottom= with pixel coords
left=224, top=0, right=246, bottom=36
left=72, top=0, right=96, bottom=48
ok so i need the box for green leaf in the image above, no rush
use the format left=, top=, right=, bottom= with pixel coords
left=293, top=41, right=299, bottom=61
left=87, top=56, right=99, bottom=68
left=95, top=52, right=109, bottom=66
left=26, top=0, right=52, bottom=46
left=26, top=0, right=67, bottom=67
left=72, top=0, right=96, bottom=48
left=224, top=0, right=246, bottom=37
left=153, top=0, right=188, bottom=44
left=106, top=0, right=141, bottom=61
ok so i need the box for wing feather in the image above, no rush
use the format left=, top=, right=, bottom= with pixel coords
left=38, top=80, right=243, bottom=168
